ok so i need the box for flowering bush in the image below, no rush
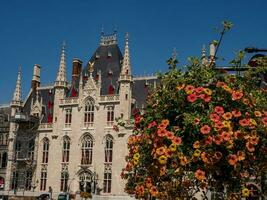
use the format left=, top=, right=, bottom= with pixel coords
left=121, top=57, right=267, bottom=199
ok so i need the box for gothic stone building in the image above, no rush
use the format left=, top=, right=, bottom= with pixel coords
left=1, top=32, right=157, bottom=199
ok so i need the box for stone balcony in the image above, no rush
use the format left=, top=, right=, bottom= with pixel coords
left=99, top=95, right=120, bottom=103
left=59, top=97, right=79, bottom=106
left=38, top=123, right=53, bottom=131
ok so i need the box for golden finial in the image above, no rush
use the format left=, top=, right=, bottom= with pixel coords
left=88, top=61, right=95, bottom=75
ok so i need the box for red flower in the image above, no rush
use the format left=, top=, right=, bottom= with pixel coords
left=213, top=135, right=223, bottom=145
left=149, top=186, right=159, bottom=197
left=221, top=131, right=231, bottom=141
left=172, top=137, right=182, bottom=145
left=135, top=115, right=141, bottom=124
left=246, top=142, right=255, bottom=152
left=214, top=106, right=224, bottom=115
left=157, top=129, right=167, bottom=137
left=210, top=113, right=220, bottom=122
left=203, top=94, right=211, bottom=102
left=214, top=121, right=224, bottom=130
left=187, top=93, right=197, bottom=103
left=166, top=131, right=174, bottom=140
left=262, top=117, right=267, bottom=126
left=228, top=154, right=238, bottom=166
left=232, top=90, right=243, bottom=100
left=185, top=85, right=195, bottom=94
left=205, top=136, right=213, bottom=145
left=195, top=169, right=206, bottom=181
left=200, top=125, right=211, bottom=134
left=148, top=121, right=157, bottom=128
left=239, top=118, right=250, bottom=127
left=193, top=118, right=200, bottom=125
left=195, top=87, right=205, bottom=93
left=232, top=110, right=241, bottom=118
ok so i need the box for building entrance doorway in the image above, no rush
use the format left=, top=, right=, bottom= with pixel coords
left=79, top=171, right=92, bottom=193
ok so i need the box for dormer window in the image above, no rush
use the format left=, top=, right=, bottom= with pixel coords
left=108, top=70, right=113, bottom=78
left=107, top=51, right=112, bottom=58
left=95, top=53, right=100, bottom=59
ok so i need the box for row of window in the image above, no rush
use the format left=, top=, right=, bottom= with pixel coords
left=42, top=135, right=113, bottom=165
left=65, top=103, right=114, bottom=128
left=40, top=135, right=113, bottom=193
left=0, top=134, right=8, bottom=146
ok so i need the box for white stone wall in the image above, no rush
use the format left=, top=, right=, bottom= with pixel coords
left=34, top=93, right=132, bottom=199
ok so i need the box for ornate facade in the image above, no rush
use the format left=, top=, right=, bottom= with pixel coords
left=0, top=32, right=157, bottom=199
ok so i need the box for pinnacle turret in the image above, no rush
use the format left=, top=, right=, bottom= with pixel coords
left=121, top=33, right=131, bottom=76
left=201, top=45, right=208, bottom=66
left=55, top=42, right=67, bottom=87
left=11, top=67, right=23, bottom=106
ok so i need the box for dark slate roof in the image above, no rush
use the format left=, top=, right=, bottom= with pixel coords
left=23, top=87, right=54, bottom=123
left=132, top=77, right=159, bottom=108
left=84, top=44, right=123, bottom=95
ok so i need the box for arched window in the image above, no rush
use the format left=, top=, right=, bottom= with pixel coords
left=84, top=100, right=94, bottom=127
left=104, top=135, right=113, bottom=163
left=81, top=135, right=93, bottom=165
left=62, top=137, right=70, bottom=163
left=1, top=152, right=7, bottom=168
left=42, top=138, right=49, bottom=164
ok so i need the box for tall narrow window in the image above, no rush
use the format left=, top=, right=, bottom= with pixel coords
left=62, top=137, right=70, bottom=163
left=103, top=166, right=112, bottom=193
left=65, top=109, right=72, bottom=128
left=0, top=135, right=3, bottom=145
left=25, top=171, right=32, bottom=191
left=104, top=136, right=113, bottom=163
left=28, top=139, right=35, bottom=160
left=1, top=152, right=7, bottom=168
left=5, top=134, right=8, bottom=146
left=11, top=171, right=18, bottom=190
left=40, top=168, right=47, bottom=191
left=60, top=171, right=69, bottom=192
left=42, top=138, right=49, bottom=164
left=84, top=101, right=94, bottom=127
left=107, top=106, right=114, bottom=126
left=81, top=135, right=93, bottom=165
left=15, top=141, right=21, bottom=159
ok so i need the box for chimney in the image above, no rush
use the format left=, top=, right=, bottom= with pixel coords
left=31, top=64, right=41, bottom=90
left=72, top=59, right=83, bottom=83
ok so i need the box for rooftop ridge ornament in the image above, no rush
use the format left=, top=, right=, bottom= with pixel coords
left=88, top=61, right=95, bottom=77
left=100, top=31, right=117, bottom=46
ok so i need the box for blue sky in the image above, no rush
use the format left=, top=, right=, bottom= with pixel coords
left=0, top=0, right=267, bottom=104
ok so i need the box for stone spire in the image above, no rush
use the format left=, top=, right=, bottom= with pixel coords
left=11, top=67, right=22, bottom=106
left=55, top=42, right=67, bottom=87
left=121, top=33, right=131, bottom=76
